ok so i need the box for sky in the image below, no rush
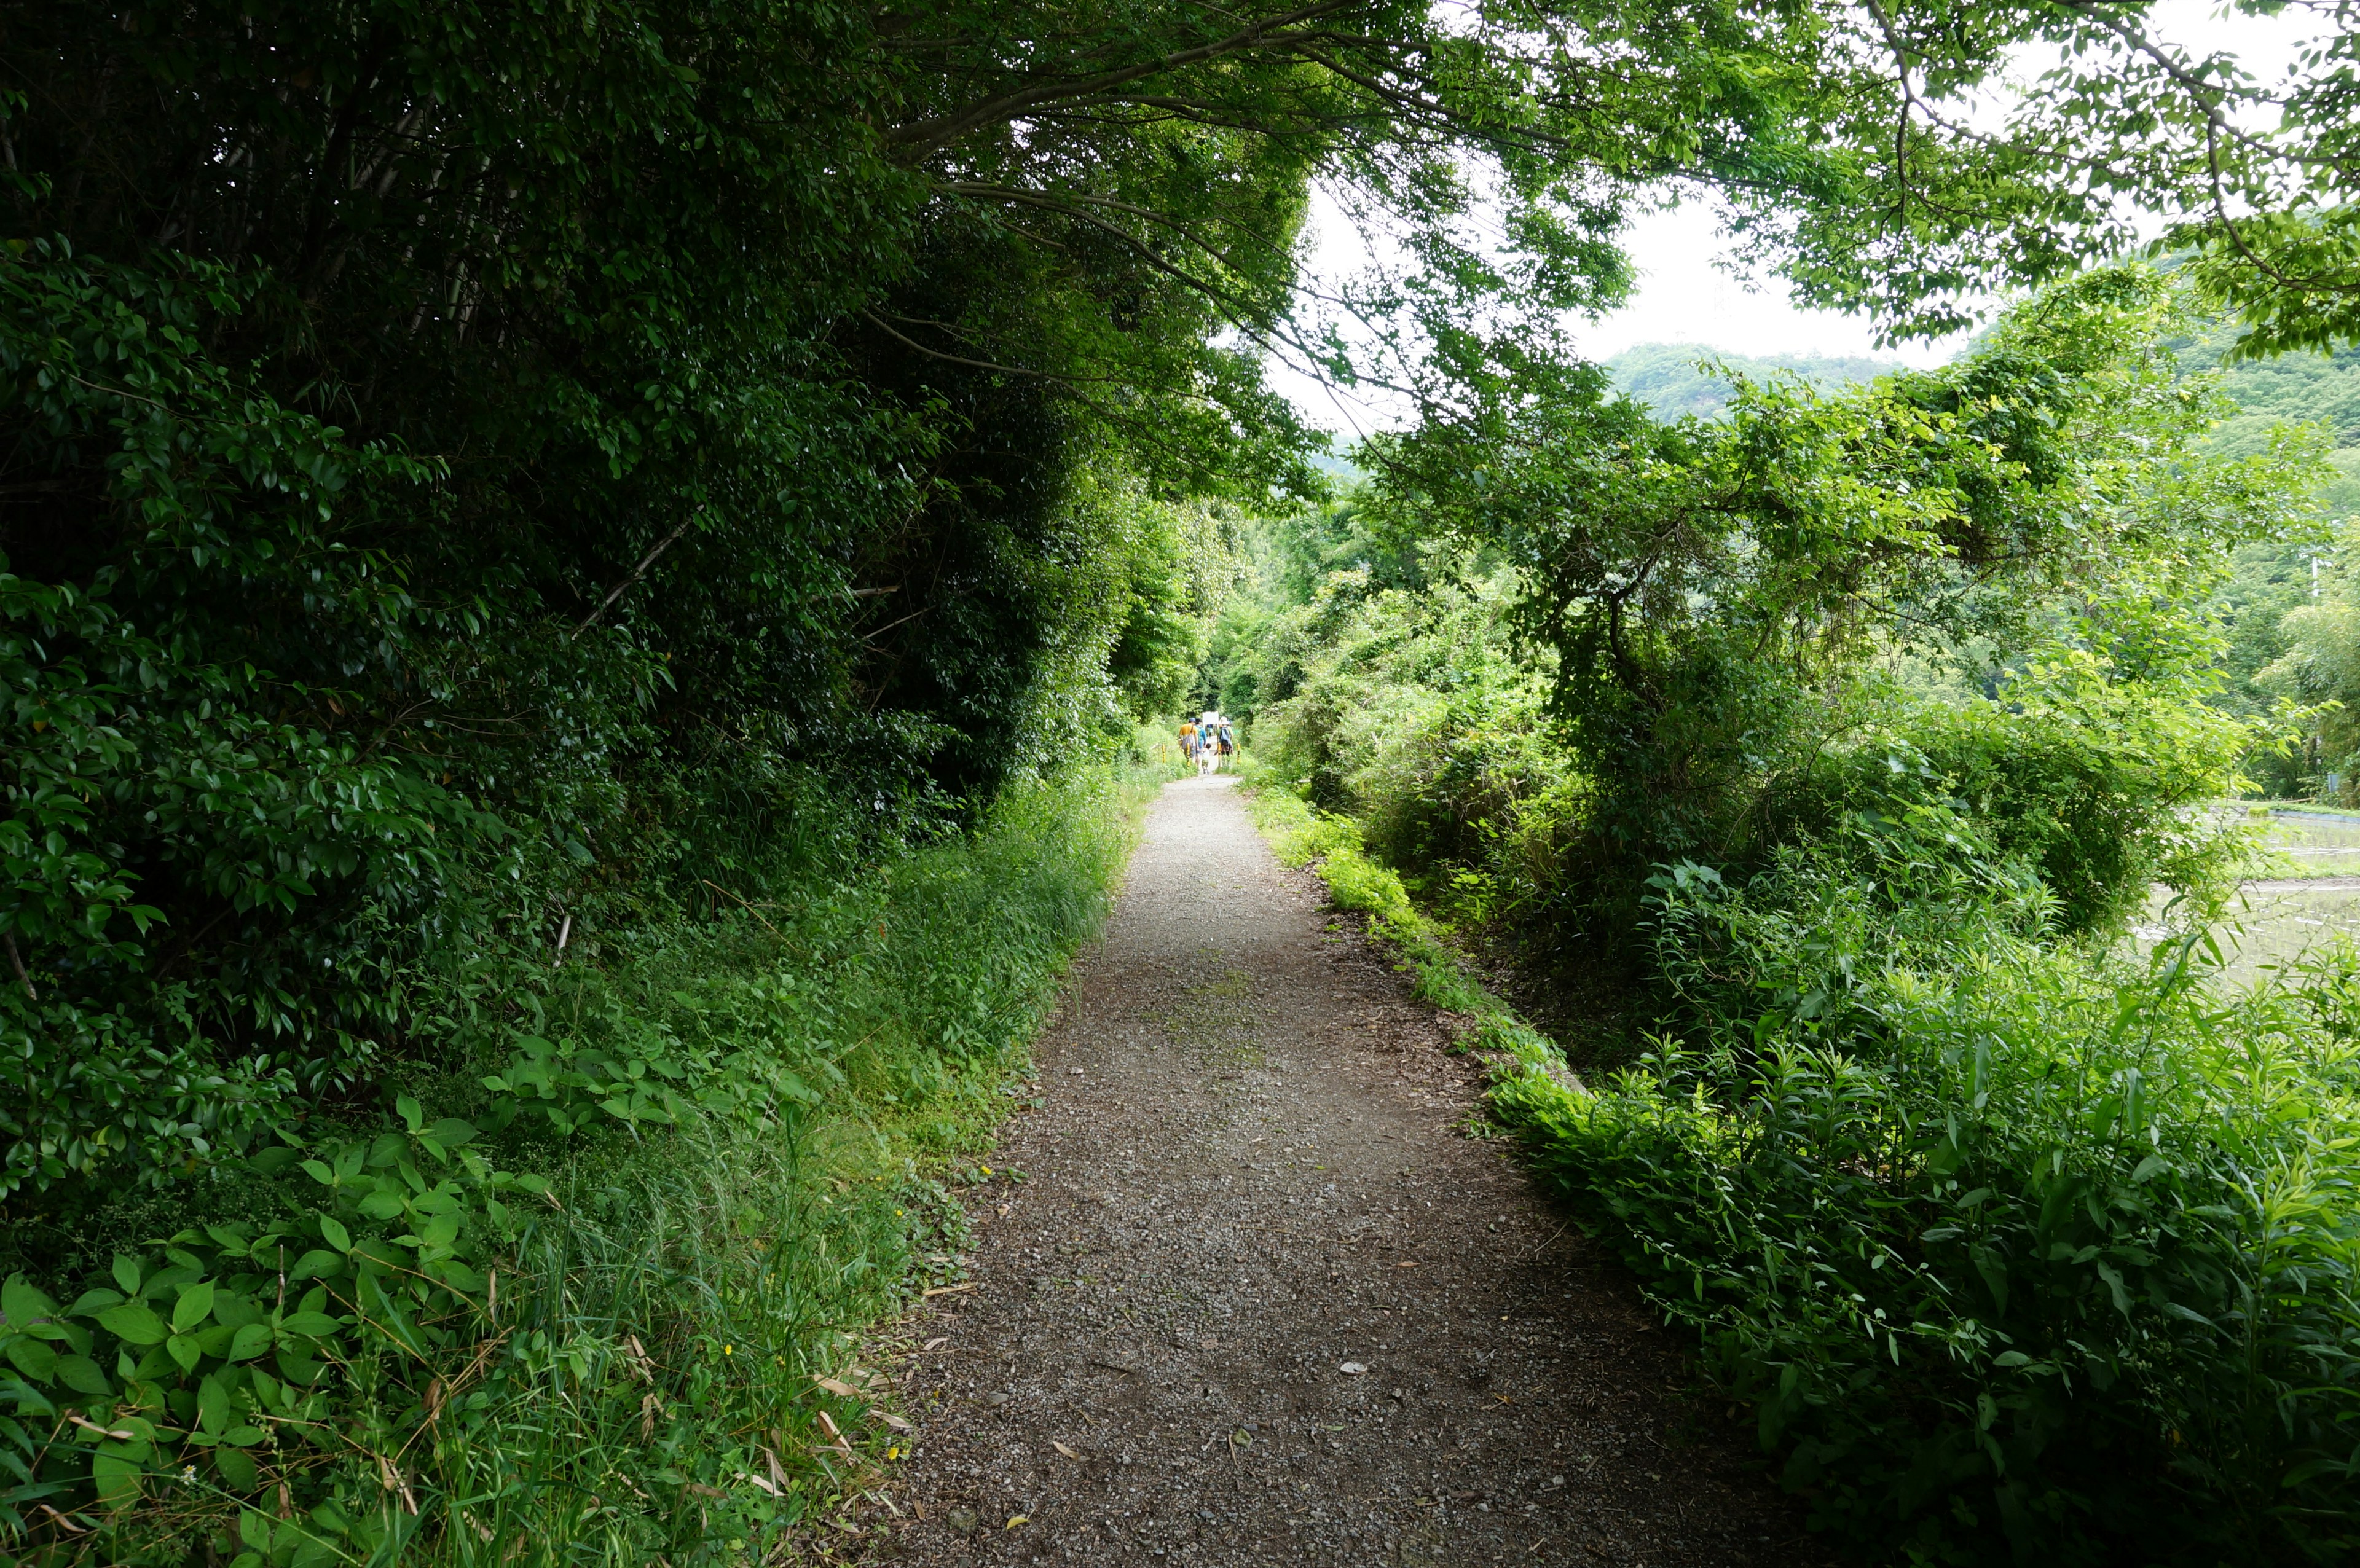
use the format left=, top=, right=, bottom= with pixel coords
left=1268, top=1, right=2323, bottom=437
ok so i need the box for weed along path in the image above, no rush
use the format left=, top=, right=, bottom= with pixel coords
left=870, top=776, right=1810, bottom=1566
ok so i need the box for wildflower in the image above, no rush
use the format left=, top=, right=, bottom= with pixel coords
left=723, top=1344, right=733, bottom=1356
left=980, top=1166, right=992, bottom=1176
left=180, top=1465, right=199, bottom=1483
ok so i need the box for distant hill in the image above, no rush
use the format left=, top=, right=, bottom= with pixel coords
left=1605, top=342, right=1906, bottom=419
left=2198, top=338, right=2360, bottom=454
left=2177, top=327, right=2360, bottom=519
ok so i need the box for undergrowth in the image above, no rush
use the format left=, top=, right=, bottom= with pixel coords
left=1, top=759, right=1166, bottom=1566
left=1248, top=774, right=2360, bottom=1567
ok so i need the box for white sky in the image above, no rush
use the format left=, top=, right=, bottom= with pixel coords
left=1270, top=1, right=2324, bottom=437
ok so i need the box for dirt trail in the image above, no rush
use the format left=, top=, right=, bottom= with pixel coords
left=873, top=776, right=1812, bottom=1566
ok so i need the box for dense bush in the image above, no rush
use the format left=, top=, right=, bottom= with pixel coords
left=1495, top=810, right=2360, bottom=1563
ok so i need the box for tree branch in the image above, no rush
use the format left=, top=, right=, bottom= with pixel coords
left=571, top=514, right=698, bottom=640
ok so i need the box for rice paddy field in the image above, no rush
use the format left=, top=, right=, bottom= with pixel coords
left=2199, top=804, right=2360, bottom=977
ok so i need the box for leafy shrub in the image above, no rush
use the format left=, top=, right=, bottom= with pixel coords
left=1491, top=808, right=2360, bottom=1564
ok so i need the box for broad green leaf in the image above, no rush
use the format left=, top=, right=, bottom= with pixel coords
left=214, top=1445, right=259, bottom=1491
left=55, top=1354, right=111, bottom=1395
left=172, top=1281, right=216, bottom=1333
left=96, top=1303, right=168, bottom=1346
left=2, top=1338, right=56, bottom=1381
left=1, top=1276, right=55, bottom=1328
left=90, top=1449, right=143, bottom=1507
left=197, top=1374, right=231, bottom=1437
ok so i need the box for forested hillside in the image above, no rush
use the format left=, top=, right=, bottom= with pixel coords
left=11, top=0, right=2360, bottom=1563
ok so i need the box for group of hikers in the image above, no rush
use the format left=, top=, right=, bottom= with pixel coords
left=1181, top=711, right=1237, bottom=775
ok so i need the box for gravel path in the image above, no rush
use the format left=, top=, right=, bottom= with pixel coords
left=868, top=776, right=1813, bottom=1566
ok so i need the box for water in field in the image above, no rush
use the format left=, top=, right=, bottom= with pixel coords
left=2169, top=806, right=2360, bottom=979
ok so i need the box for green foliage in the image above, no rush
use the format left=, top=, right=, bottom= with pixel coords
left=1370, top=267, right=2315, bottom=954
left=1495, top=823, right=2360, bottom=1564
left=0, top=762, right=1145, bottom=1564
left=1225, top=268, right=2360, bottom=1563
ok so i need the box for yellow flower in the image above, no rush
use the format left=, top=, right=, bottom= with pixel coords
left=722, top=1344, right=733, bottom=1355
left=981, top=1166, right=992, bottom=1176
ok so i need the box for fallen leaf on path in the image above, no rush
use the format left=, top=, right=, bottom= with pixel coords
left=1396, top=1261, right=1419, bottom=1268
left=1006, top=1515, right=1029, bottom=1529
left=922, top=1282, right=975, bottom=1297
left=1339, top=1362, right=1367, bottom=1374
left=922, top=1337, right=948, bottom=1350
left=1052, top=1441, right=1082, bottom=1460
left=870, top=1408, right=911, bottom=1432
left=814, top=1376, right=857, bottom=1398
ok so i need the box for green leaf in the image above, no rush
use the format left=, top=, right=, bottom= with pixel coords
left=110, top=1258, right=141, bottom=1296
left=241, top=1507, right=276, bottom=1551
left=56, top=1354, right=111, bottom=1395
left=197, top=1374, right=231, bottom=1437
left=2, top=1274, right=57, bottom=1328
left=428, top=1117, right=476, bottom=1148
left=3, top=1337, right=57, bottom=1381
left=173, top=1281, right=216, bottom=1333
left=0, top=1374, right=55, bottom=1418
left=277, top=1312, right=342, bottom=1340
left=167, top=1333, right=203, bottom=1374
left=91, top=1449, right=143, bottom=1507
left=318, top=1215, right=352, bottom=1253
left=289, top=1249, right=343, bottom=1280
left=227, top=1324, right=273, bottom=1362
left=214, top=1445, right=259, bottom=1491
left=96, top=1303, right=168, bottom=1346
